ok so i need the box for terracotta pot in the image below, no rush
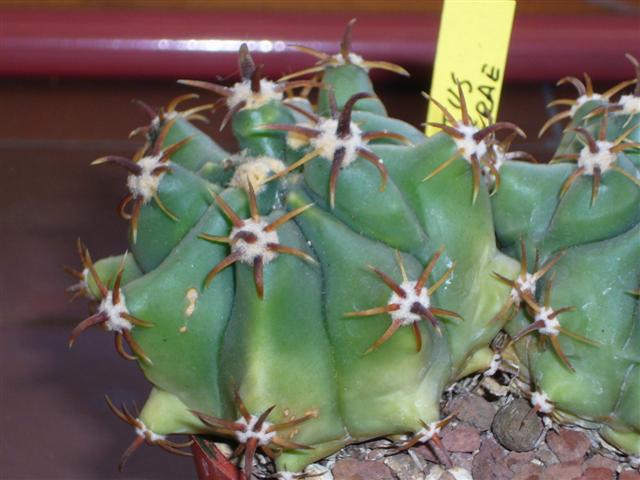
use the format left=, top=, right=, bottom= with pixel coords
left=192, top=437, right=241, bottom=480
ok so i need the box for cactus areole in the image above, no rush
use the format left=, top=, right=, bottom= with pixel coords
left=67, top=22, right=640, bottom=477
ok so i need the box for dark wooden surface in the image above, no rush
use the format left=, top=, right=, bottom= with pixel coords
left=0, top=75, right=585, bottom=478
left=0, top=328, right=197, bottom=479
left=0, top=0, right=629, bottom=14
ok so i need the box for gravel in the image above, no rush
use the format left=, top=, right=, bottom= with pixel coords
left=323, top=383, right=639, bottom=480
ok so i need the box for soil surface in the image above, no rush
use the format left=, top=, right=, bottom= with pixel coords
left=248, top=371, right=640, bottom=480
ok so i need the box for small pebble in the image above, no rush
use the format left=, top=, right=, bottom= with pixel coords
left=541, top=462, right=583, bottom=480
left=310, top=395, right=630, bottom=480
left=426, top=465, right=473, bottom=480
left=505, top=450, right=536, bottom=467
left=449, top=452, right=474, bottom=472
left=583, top=454, right=618, bottom=471
left=511, top=461, right=544, bottom=479
left=365, top=449, right=386, bottom=461
left=471, top=436, right=512, bottom=480
left=332, top=458, right=394, bottom=480
left=546, top=428, right=591, bottom=463
left=578, top=467, right=615, bottom=480
left=414, top=442, right=452, bottom=466
left=620, top=470, right=640, bottom=480
left=492, top=398, right=544, bottom=452
left=384, top=453, right=424, bottom=480
left=414, top=443, right=439, bottom=463
left=534, top=444, right=559, bottom=466
left=442, top=423, right=481, bottom=453
left=505, top=450, right=539, bottom=477
left=446, top=393, right=497, bottom=431
left=305, top=464, right=333, bottom=480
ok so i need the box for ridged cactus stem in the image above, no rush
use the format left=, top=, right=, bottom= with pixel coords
left=67, top=28, right=640, bottom=476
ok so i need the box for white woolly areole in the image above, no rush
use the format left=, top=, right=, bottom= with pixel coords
left=511, top=272, right=537, bottom=304
left=99, top=290, right=132, bottom=333
left=126, top=155, right=164, bottom=203
left=227, top=79, right=283, bottom=111
left=234, top=415, right=276, bottom=446
left=535, top=307, right=561, bottom=336
left=453, top=124, right=488, bottom=162
left=151, top=110, right=178, bottom=129
left=330, top=52, right=366, bottom=68
left=229, top=156, right=285, bottom=193
left=388, top=281, right=430, bottom=326
left=530, top=390, right=554, bottom=414
left=616, top=94, right=640, bottom=115
left=286, top=124, right=312, bottom=150
left=309, top=118, right=365, bottom=168
left=484, top=352, right=502, bottom=377
left=482, top=144, right=506, bottom=185
left=81, top=268, right=89, bottom=286
left=416, top=421, right=440, bottom=443
left=569, top=94, right=603, bottom=117
left=230, top=219, right=279, bottom=265
left=134, top=418, right=167, bottom=443
left=71, top=268, right=90, bottom=292
left=577, top=141, right=616, bottom=175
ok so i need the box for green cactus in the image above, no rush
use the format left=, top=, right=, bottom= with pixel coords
left=489, top=55, right=640, bottom=457
left=67, top=22, right=640, bottom=477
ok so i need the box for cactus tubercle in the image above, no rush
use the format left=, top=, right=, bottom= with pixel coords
left=346, top=248, right=461, bottom=353
left=194, top=389, right=317, bottom=480
left=67, top=241, right=153, bottom=363
left=200, top=183, right=315, bottom=297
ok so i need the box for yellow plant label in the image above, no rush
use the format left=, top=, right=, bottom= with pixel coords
left=426, top=0, right=516, bottom=135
